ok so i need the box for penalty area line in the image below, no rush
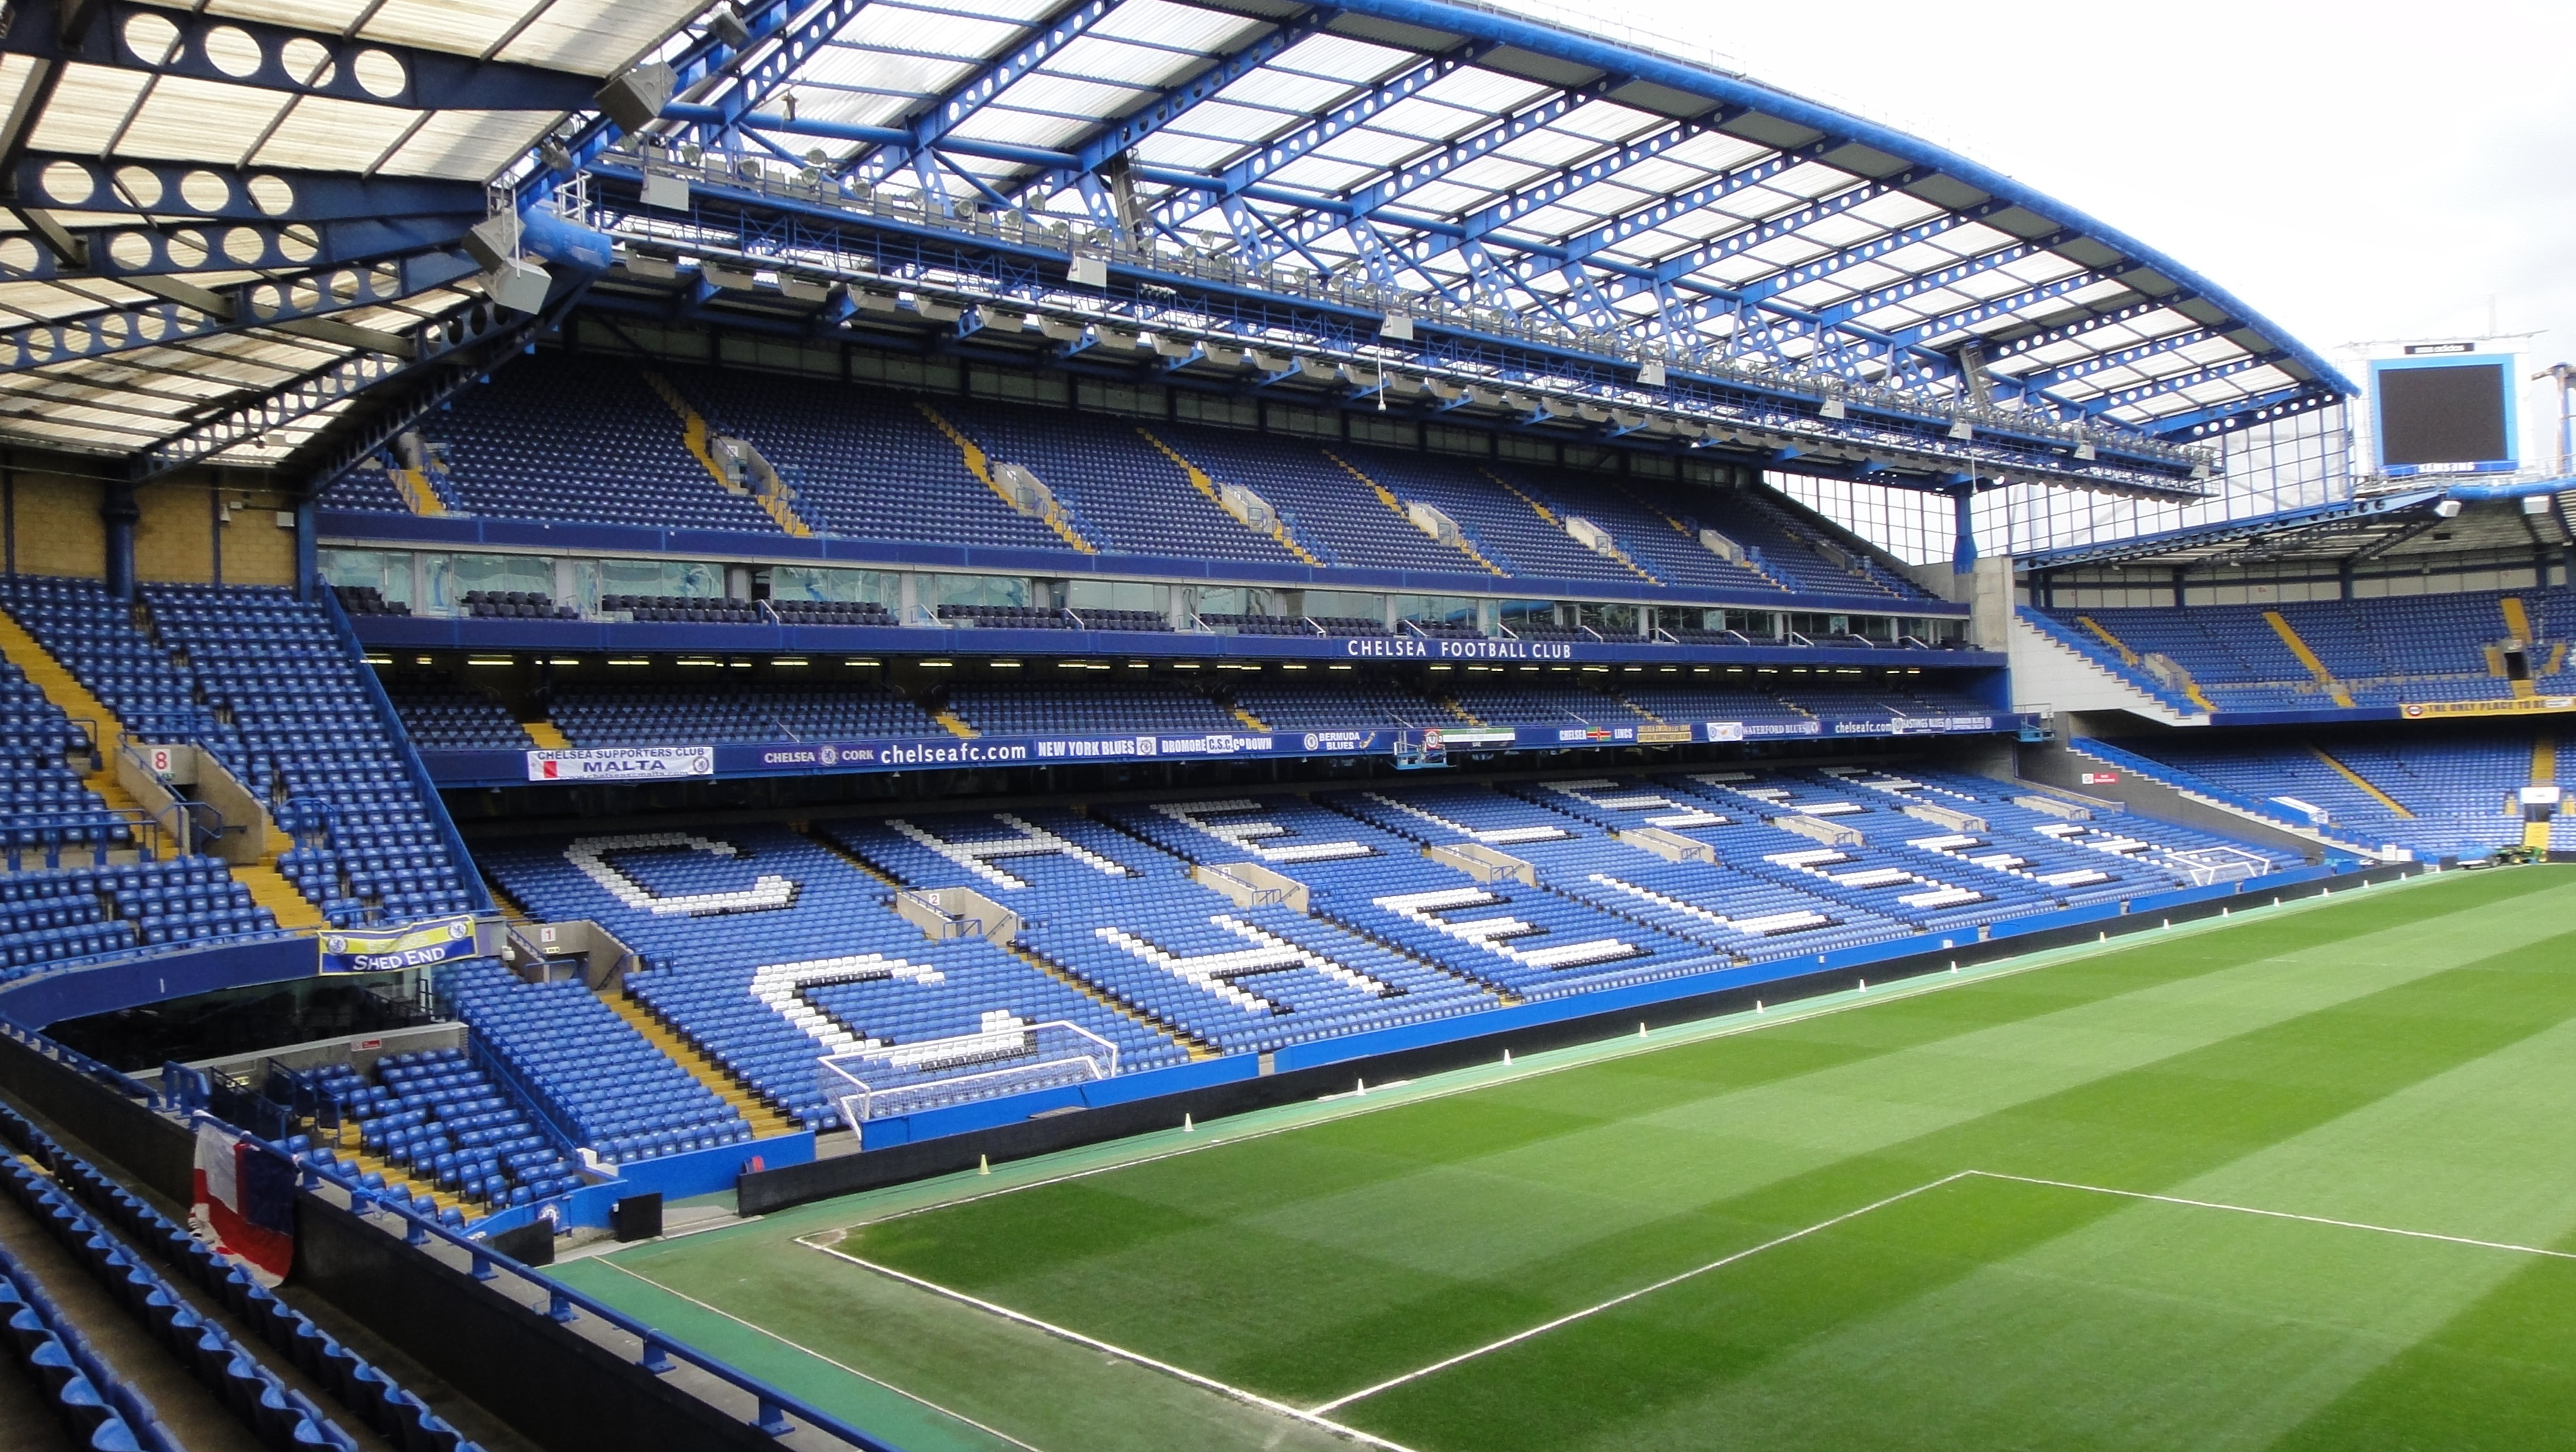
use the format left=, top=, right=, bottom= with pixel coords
left=804, top=1237, right=1426, bottom=1452
left=1975, top=1171, right=2576, bottom=1262
left=588, top=1258, right=1054, bottom=1452
left=1307, top=1170, right=1982, bottom=1415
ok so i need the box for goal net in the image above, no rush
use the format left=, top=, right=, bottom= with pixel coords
left=816, top=1016, right=1118, bottom=1131
left=2165, top=845, right=2272, bottom=886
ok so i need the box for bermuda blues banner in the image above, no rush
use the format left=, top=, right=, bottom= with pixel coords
left=526, top=746, right=715, bottom=780
left=2399, top=696, right=2576, bottom=720
left=318, top=915, right=479, bottom=975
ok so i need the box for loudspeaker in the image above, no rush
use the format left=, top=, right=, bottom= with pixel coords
left=481, top=258, right=553, bottom=315
left=610, top=1192, right=663, bottom=1243
left=595, top=64, right=676, bottom=133
left=465, top=213, right=521, bottom=272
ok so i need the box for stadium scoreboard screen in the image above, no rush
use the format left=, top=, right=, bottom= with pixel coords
left=2371, top=347, right=2519, bottom=475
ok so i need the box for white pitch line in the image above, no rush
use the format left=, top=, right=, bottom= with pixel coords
left=1307, top=1170, right=1982, bottom=1415
left=589, top=1258, right=1054, bottom=1452
left=1975, top=1171, right=2576, bottom=1262
left=818, top=898, right=2315, bottom=1239
left=806, top=1239, right=1425, bottom=1452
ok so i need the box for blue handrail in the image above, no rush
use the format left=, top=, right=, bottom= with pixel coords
left=292, top=1151, right=910, bottom=1452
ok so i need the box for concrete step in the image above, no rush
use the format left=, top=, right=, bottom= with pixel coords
left=598, top=991, right=796, bottom=1138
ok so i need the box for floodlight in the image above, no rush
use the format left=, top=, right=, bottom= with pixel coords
left=2434, top=499, right=2464, bottom=518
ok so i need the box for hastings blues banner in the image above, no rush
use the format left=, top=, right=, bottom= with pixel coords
left=191, top=1119, right=294, bottom=1285
left=318, top=915, right=478, bottom=975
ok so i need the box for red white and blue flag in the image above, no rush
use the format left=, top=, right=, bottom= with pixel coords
left=190, top=1119, right=294, bottom=1285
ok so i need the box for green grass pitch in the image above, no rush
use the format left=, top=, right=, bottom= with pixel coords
left=552, top=866, right=2576, bottom=1451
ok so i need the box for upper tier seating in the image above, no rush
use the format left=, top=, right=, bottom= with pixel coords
left=328, top=355, right=778, bottom=532
left=2, top=576, right=479, bottom=927
left=387, top=682, right=532, bottom=749
left=142, top=583, right=479, bottom=925
left=677, top=369, right=1064, bottom=549
left=941, top=683, right=1239, bottom=736
left=1198, top=612, right=1316, bottom=636
left=1231, top=684, right=1445, bottom=730
left=1448, top=684, right=1650, bottom=726
left=954, top=407, right=1301, bottom=565
left=0, top=658, right=124, bottom=864
left=547, top=682, right=942, bottom=746
left=1150, top=424, right=1466, bottom=571
left=309, top=353, right=1934, bottom=605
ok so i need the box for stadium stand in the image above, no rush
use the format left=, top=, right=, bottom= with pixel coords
left=321, top=355, right=777, bottom=534
left=386, top=683, right=532, bottom=750
left=949, top=406, right=1302, bottom=565
left=314, top=1047, right=584, bottom=1211
left=1149, top=424, right=1466, bottom=572
left=2101, top=730, right=2537, bottom=857
left=940, top=683, right=1239, bottom=735
left=546, top=682, right=943, bottom=746
left=479, top=826, right=1189, bottom=1131
left=2037, top=590, right=2572, bottom=713
left=0, top=1102, right=484, bottom=1452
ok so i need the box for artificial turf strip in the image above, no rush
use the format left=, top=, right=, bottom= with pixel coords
left=818, top=867, right=2576, bottom=1451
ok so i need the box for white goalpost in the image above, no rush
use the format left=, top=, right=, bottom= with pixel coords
left=816, top=1019, right=1119, bottom=1131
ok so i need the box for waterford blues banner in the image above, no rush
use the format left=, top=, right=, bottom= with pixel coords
left=318, top=916, right=479, bottom=975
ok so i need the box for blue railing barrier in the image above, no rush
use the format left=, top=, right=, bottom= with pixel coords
left=294, top=1156, right=908, bottom=1452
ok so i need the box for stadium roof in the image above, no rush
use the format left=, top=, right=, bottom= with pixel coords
left=2018, top=478, right=2576, bottom=573
left=2, top=0, right=2354, bottom=494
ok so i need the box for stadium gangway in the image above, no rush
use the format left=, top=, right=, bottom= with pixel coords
left=295, top=1154, right=909, bottom=1451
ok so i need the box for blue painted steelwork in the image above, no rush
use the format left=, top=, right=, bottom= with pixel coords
left=11, top=155, right=485, bottom=224
left=0, top=250, right=479, bottom=369
left=852, top=0, right=1120, bottom=189
left=0, top=215, right=479, bottom=282
left=16, top=0, right=602, bottom=112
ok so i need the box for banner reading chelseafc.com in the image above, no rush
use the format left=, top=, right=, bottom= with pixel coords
left=318, top=915, right=479, bottom=975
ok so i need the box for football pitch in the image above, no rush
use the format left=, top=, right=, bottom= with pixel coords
left=551, top=866, right=2576, bottom=1451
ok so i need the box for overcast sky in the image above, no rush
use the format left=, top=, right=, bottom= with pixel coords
left=1548, top=0, right=2576, bottom=466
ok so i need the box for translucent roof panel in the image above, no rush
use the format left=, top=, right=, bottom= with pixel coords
left=0, top=0, right=700, bottom=465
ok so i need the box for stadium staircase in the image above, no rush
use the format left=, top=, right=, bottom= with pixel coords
left=0, top=608, right=146, bottom=831
left=0, top=603, right=330, bottom=927
left=1323, top=451, right=1505, bottom=575
left=330, top=1129, right=469, bottom=1219
left=912, top=399, right=1095, bottom=553
left=391, top=464, right=446, bottom=516
left=2529, top=737, right=2558, bottom=850
left=2308, top=746, right=2415, bottom=820
left=1136, top=429, right=1325, bottom=565
left=2262, top=612, right=2355, bottom=708
left=641, top=371, right=813, bottom=537
left=232, top=857, right=325, bottom=932
left=599, top=989, right=797, bottom=1138
left=522, top=719, right=571, bottom=749
left=1483, top=468, right=1662, bottom=585
left=2006, top=610, right=2206, bottom=724
left=2501, top=597, right=2541, bottom=698
left=931, top=706, right=978, bottom=738
left=1232, top=706, right=1270, bottom=731
left=1619, top=481, right=1794, bottom=591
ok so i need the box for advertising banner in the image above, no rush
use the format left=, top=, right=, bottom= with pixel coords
left=2399, top=696, right=2576, bottom=720
left=526, top=746, right=716, bottom=780
left=318, top=915, right=479, bottom=975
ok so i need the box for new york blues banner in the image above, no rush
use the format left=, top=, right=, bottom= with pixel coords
left=318, top=915, right=478, bottom=975
left=191, top=1118, right=294, bottom=1285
